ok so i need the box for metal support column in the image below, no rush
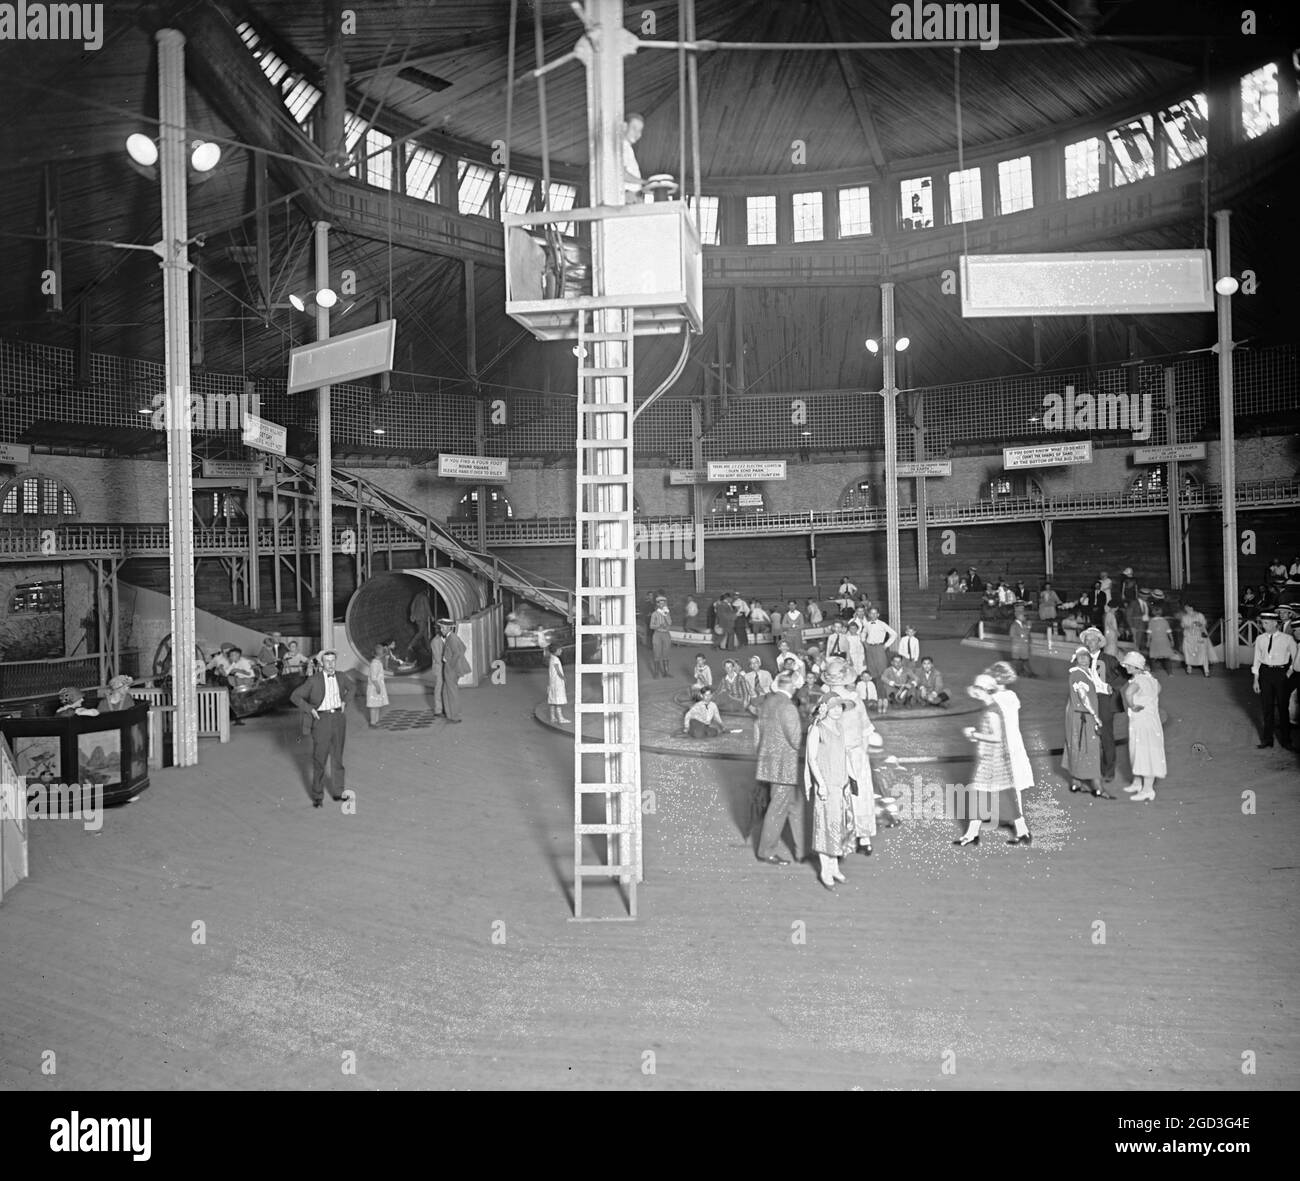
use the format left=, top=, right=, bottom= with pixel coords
left=912, top=391, right=928, bottom=590
left=314, top=220, right=334, bottom=654
left=1041, top=519, right=1054, bottom=580
left=690, top=400, right=705, bottom=594
left=880, top=281, right=901, bottom=632
left=158, top=28, right=199, bottom=765
left=1164, top=366, right=1184, bottom=588
left=1214, top=210, right=1239, bottom=669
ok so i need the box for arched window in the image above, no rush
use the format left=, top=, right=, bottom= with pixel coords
left=0, top=473, right=77, bottom=519
left=838, top=476, right=877, bottom=510
left=709, top=482, right=766, bottom=515
left=455, top=488, right=514, bottom=521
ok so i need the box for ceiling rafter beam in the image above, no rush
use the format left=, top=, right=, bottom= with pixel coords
left=816, top=0, right=889, bottom=174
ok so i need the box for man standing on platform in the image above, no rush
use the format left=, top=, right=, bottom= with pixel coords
left=434, top=618, right=472, bottom=723
left=1080, top=626, right=1120, bottom=794
left=1252, top=612, right=1296, bottom=750
left=290, top=650, right=354, bottom=808
left=754, top=672, right=808, bottom=866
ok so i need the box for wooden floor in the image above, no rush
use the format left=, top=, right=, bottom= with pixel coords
left=0, top=641, right=1296, bottom=1091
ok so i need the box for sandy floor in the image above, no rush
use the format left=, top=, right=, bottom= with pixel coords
left=0, top=639, right=1296, bottom=1090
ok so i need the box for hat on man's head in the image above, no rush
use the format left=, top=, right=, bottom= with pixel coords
left=1259, top=611, right=1280, bottom=621
left=1122, top=567, right=1133, bottom=576
left=319, top=649, right=337, bottom=658
left=1079, top=626, right=1104, bottom=643
left=1151, top=590, right=1166, bottom=600
left=437, top=617, right=455, bottom=626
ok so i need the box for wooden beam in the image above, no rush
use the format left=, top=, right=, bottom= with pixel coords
left=817, top=0, right=889, bottom=173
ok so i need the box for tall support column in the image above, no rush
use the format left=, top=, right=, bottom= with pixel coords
left=912, top=391, right=928, bottom=590
left=880, top=282, right=901, bottom=631
left=690, top=400, right=705, bottom=594
left=158, top=28, right=199, bottom=766
left=314, top=221, right=334, bottom=654
left=1164, top=366, right=1184, bottom=588
left=1041, top=520, right=1054, bottom=579
left=1214, top=210, right=1239, bottom=669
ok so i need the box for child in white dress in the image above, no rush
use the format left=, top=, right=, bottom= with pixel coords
left=546, top=645, right=570, bottom=725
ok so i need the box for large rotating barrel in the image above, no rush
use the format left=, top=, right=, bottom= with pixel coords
left=345, top=569, right=487, bottom=670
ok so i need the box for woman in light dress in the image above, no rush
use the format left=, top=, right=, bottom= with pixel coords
left=365, top=642, right=390, bottom=727
left=953, top=673, right=1012, bottom=848
left=1146, top=602, right=1177, bottom=673
left=1120, top=651, right=1165, bottom=801
left=1179, top=603, right=1211, bottom=676
left=805, top=691, right=859, bottom=890
left=986, top=661, right=1034, bottom=845
left=546, top=644, right=570, bottom=725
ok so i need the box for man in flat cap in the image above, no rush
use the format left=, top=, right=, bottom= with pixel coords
left=290, top=650, right=354, bottom=807
left=1252, top=612, right=1297, bottom=749
left=432, top=618, right=472, bottom=723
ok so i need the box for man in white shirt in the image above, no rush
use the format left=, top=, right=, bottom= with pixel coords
left=623, top=113, right=645, bottom=203
left=290, top=650, right=356, bottom=807
left=1252, top=612, right=1297, bottom=749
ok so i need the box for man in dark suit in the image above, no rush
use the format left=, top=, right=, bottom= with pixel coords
left=290, top=650, right=354, bottom=807
left=434, top=618, right=472, bottom=723
left=1080, top=626, right=1120, bottom=794
left=754, top=672, right=808, bottom=865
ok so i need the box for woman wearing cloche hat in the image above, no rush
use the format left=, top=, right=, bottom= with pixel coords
left=1119, top=651, right=1165, bottom=802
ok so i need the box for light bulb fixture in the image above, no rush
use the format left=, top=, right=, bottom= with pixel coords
left=1214, top=275, right=1239, bottom=296
left=895, top=336, right=911, bottom=352
left=865, top=338, right=880, bottom=354
left=372, top=427, right=386, bottom=436
left=288, top=293, right=307, bottom=312
left=190, top=140, right=221, bottom=172
left=126, top=133, right=158, bottom=167
left=315, top=287, right=338, bottom=309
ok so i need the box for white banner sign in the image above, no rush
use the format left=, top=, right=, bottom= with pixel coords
left=897, top=460, right=952, bottom=478
left=668, top=469, right=709, bottom=485
left=1003, top=440, right=1093, bottom=469
left=737, top=493, right=764, bottom=507
left=707, top=460, right=787, bottom=482
left=241, top=412, right=287, bottom=457
left=438, top=454, right=510, bottom=482
left=202, top=459, right=266, bottom=479
left=1134, top=443, right=1207, bottom=464
left=287, top=319, right=397, bottom=394
left=0, top=442, right=32, bottom=464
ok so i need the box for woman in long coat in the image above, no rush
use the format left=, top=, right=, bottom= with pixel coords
left=1180, top=602, right=1210, bottom=676
left=986, top=662, right=1034, bottom=845
left=1120, top=651, right=1166, bottom=802
left=1062, top=647, right=1104, bottom=796
left=805, top=691, right=858, bottom=889
left=953, top=673, right=1012, bottom=847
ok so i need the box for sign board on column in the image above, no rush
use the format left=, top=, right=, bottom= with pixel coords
left=0, top=443, right=31, bottom=464
left=286, top=319, right=397, bottom=394
left=897, top=460, right=952, bottom=478
left=438, top=454, right=510, bottom=483
left=668, top=468, right=709, bottom=485
left=1003, top=440, right=1092, bottom=469
left=706, top=460, right=787, bottom=482
left=201, top=459, right=266, bottom=479
left=1134, top=442, right=1207, bottom=464
left=241, top=412, right=287, bottom=457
